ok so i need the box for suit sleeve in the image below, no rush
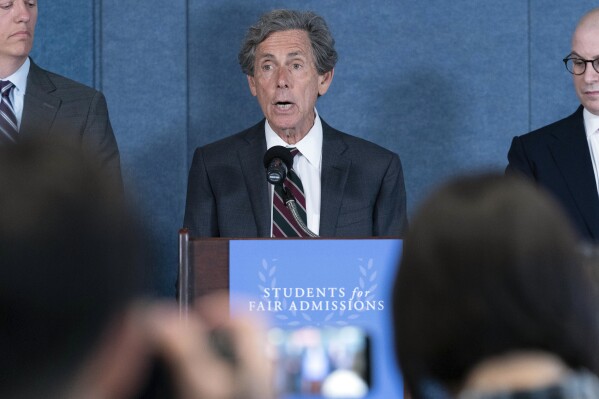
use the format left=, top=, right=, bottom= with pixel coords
left=183, top=148, right=219, bottom=237
left=81, top=91, right=123, bottom=191
left=373, top=153, right=408, bottom=237
left=506, top=136, right=534, bottom=179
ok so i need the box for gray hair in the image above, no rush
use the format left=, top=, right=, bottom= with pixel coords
left=238, top=9, right=338, bottom=76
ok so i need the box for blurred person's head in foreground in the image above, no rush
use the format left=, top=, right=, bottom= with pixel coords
left=393, top=173, right=599, bottom=399
left=0, top=137, right=273, bottom=399
left=0, top=137, right=141, bottom=398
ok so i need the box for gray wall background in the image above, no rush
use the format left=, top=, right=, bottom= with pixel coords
left=31, top=1, right=596, bottom=296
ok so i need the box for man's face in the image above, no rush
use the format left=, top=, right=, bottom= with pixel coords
left=571, top=22, right=599, bottom=115
left=247, top=30, right=333, bottom=141
left=0, top=0, right=37, bottom=68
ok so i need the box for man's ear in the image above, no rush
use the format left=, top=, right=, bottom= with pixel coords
left=247, top=75, right=257, bottom=97
left=318, top=68, right=334, bottom=96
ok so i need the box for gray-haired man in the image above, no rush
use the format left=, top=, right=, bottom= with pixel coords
left=184, top=9, right=407, bottom=238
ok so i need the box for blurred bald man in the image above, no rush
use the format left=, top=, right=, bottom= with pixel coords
left=507, top=8, right=599, bottom=242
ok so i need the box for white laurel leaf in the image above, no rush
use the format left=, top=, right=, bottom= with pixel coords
left=369, top=271, right=378, bottom=282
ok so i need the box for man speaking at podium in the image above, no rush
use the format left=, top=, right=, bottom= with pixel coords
left=184, top=9, right=407, bottom=238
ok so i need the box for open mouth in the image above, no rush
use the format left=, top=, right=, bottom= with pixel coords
left=275, top=102, right=293, bottom=110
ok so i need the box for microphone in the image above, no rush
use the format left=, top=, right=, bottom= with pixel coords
left=263, top=146, right=319, bottom=238
left=263, top=146, right=294, bottom=185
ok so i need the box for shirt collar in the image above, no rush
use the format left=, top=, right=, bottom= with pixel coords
left=584, top=107, right=599, bottom=138
left=3, top=57, right=30, bottom=95
left=264, top=108, right=323, bottom=170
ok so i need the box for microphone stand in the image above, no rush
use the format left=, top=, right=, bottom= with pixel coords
left=281, top=186, right=319, bottom=238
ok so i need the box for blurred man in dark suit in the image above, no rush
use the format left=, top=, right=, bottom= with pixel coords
left=0, top=0, right=121, bottom=187
left=184, top=9, right=407, bottom=238
left=507, top=7, right=599, bottom=242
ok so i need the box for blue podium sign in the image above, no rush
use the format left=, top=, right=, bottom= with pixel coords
left=230, top=239, right=404, bottom=399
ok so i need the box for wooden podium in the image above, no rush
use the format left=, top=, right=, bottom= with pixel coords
left=177, top=229, right=400, bottom=313
left=177, top=231, right=405, bottom=398
left=178, top=229, right=301, bottom=312
left=178, top=228, right=231, bottom=314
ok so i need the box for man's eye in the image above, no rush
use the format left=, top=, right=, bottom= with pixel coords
left=573, top=59, right=585, bottom=66
left=292, top=63, right=302, bottom=70
left=0, top=2, right=13, bottom=10
left=27, top=1, right=36, bottom=7
left=261, top=64, right=273, bottom=71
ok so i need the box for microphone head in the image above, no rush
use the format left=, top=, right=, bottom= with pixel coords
left=264, top=146, right=294, bottom=185
left=263, top=146, right=293, bottom=169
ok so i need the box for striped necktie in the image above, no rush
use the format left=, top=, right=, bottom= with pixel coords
left=272, top=148, right=308, bottom=237
left=0, top=81, right=17, bottom=144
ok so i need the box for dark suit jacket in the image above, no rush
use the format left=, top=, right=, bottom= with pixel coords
left=184, top=119, right=408, bottom=237
left=507, top=106, right=599, bottom=241
left=20, top=60, right=122, bottom=187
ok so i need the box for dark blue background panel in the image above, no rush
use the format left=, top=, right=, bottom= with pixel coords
left=31, top=1, right=599, bottom=296
left=189, top=0, right=529, bottom=213
left=101, top=0, right=188, bottom=295
left=31, top=0, right=95, bottom=86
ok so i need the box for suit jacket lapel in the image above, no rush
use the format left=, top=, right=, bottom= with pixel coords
left=550, top=107, right=599, bottom=238
left=20, top=61, right=60, bottom=139
left=238, top=121, right=271, bottom=237
left=319, top=120, right=350, bottom=237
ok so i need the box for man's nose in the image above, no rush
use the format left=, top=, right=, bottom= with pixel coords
left=583, top=62, right=599, bottom=83
left=277, top=67, right=291, bottom=88
left=14, top=2, right=32, bottom=23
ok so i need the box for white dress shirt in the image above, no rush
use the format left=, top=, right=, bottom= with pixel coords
left=2, top=57, right=30, bottom=130
left=584, top=108, right=599, bottom=196
left=265, top=109, right=323, bottom=235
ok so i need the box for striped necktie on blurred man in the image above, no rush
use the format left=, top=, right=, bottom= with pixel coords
left=0, top=81, right=18, bottom=144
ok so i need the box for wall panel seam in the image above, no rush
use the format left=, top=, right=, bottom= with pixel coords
left=185, top=0, right=190, bottom=172
left=93, top=0, right=103, bottom=91
left=527, top=0, right=532, bottom=130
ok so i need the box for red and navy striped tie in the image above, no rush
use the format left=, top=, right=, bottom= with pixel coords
left=0, top=81, right=17, bottom=144
left=272, top=148, right=308, bottom=237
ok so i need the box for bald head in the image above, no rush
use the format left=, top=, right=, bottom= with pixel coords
left=575, top=7, right=599, bottom=35
left=570, top=8, right=599, bottom=115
